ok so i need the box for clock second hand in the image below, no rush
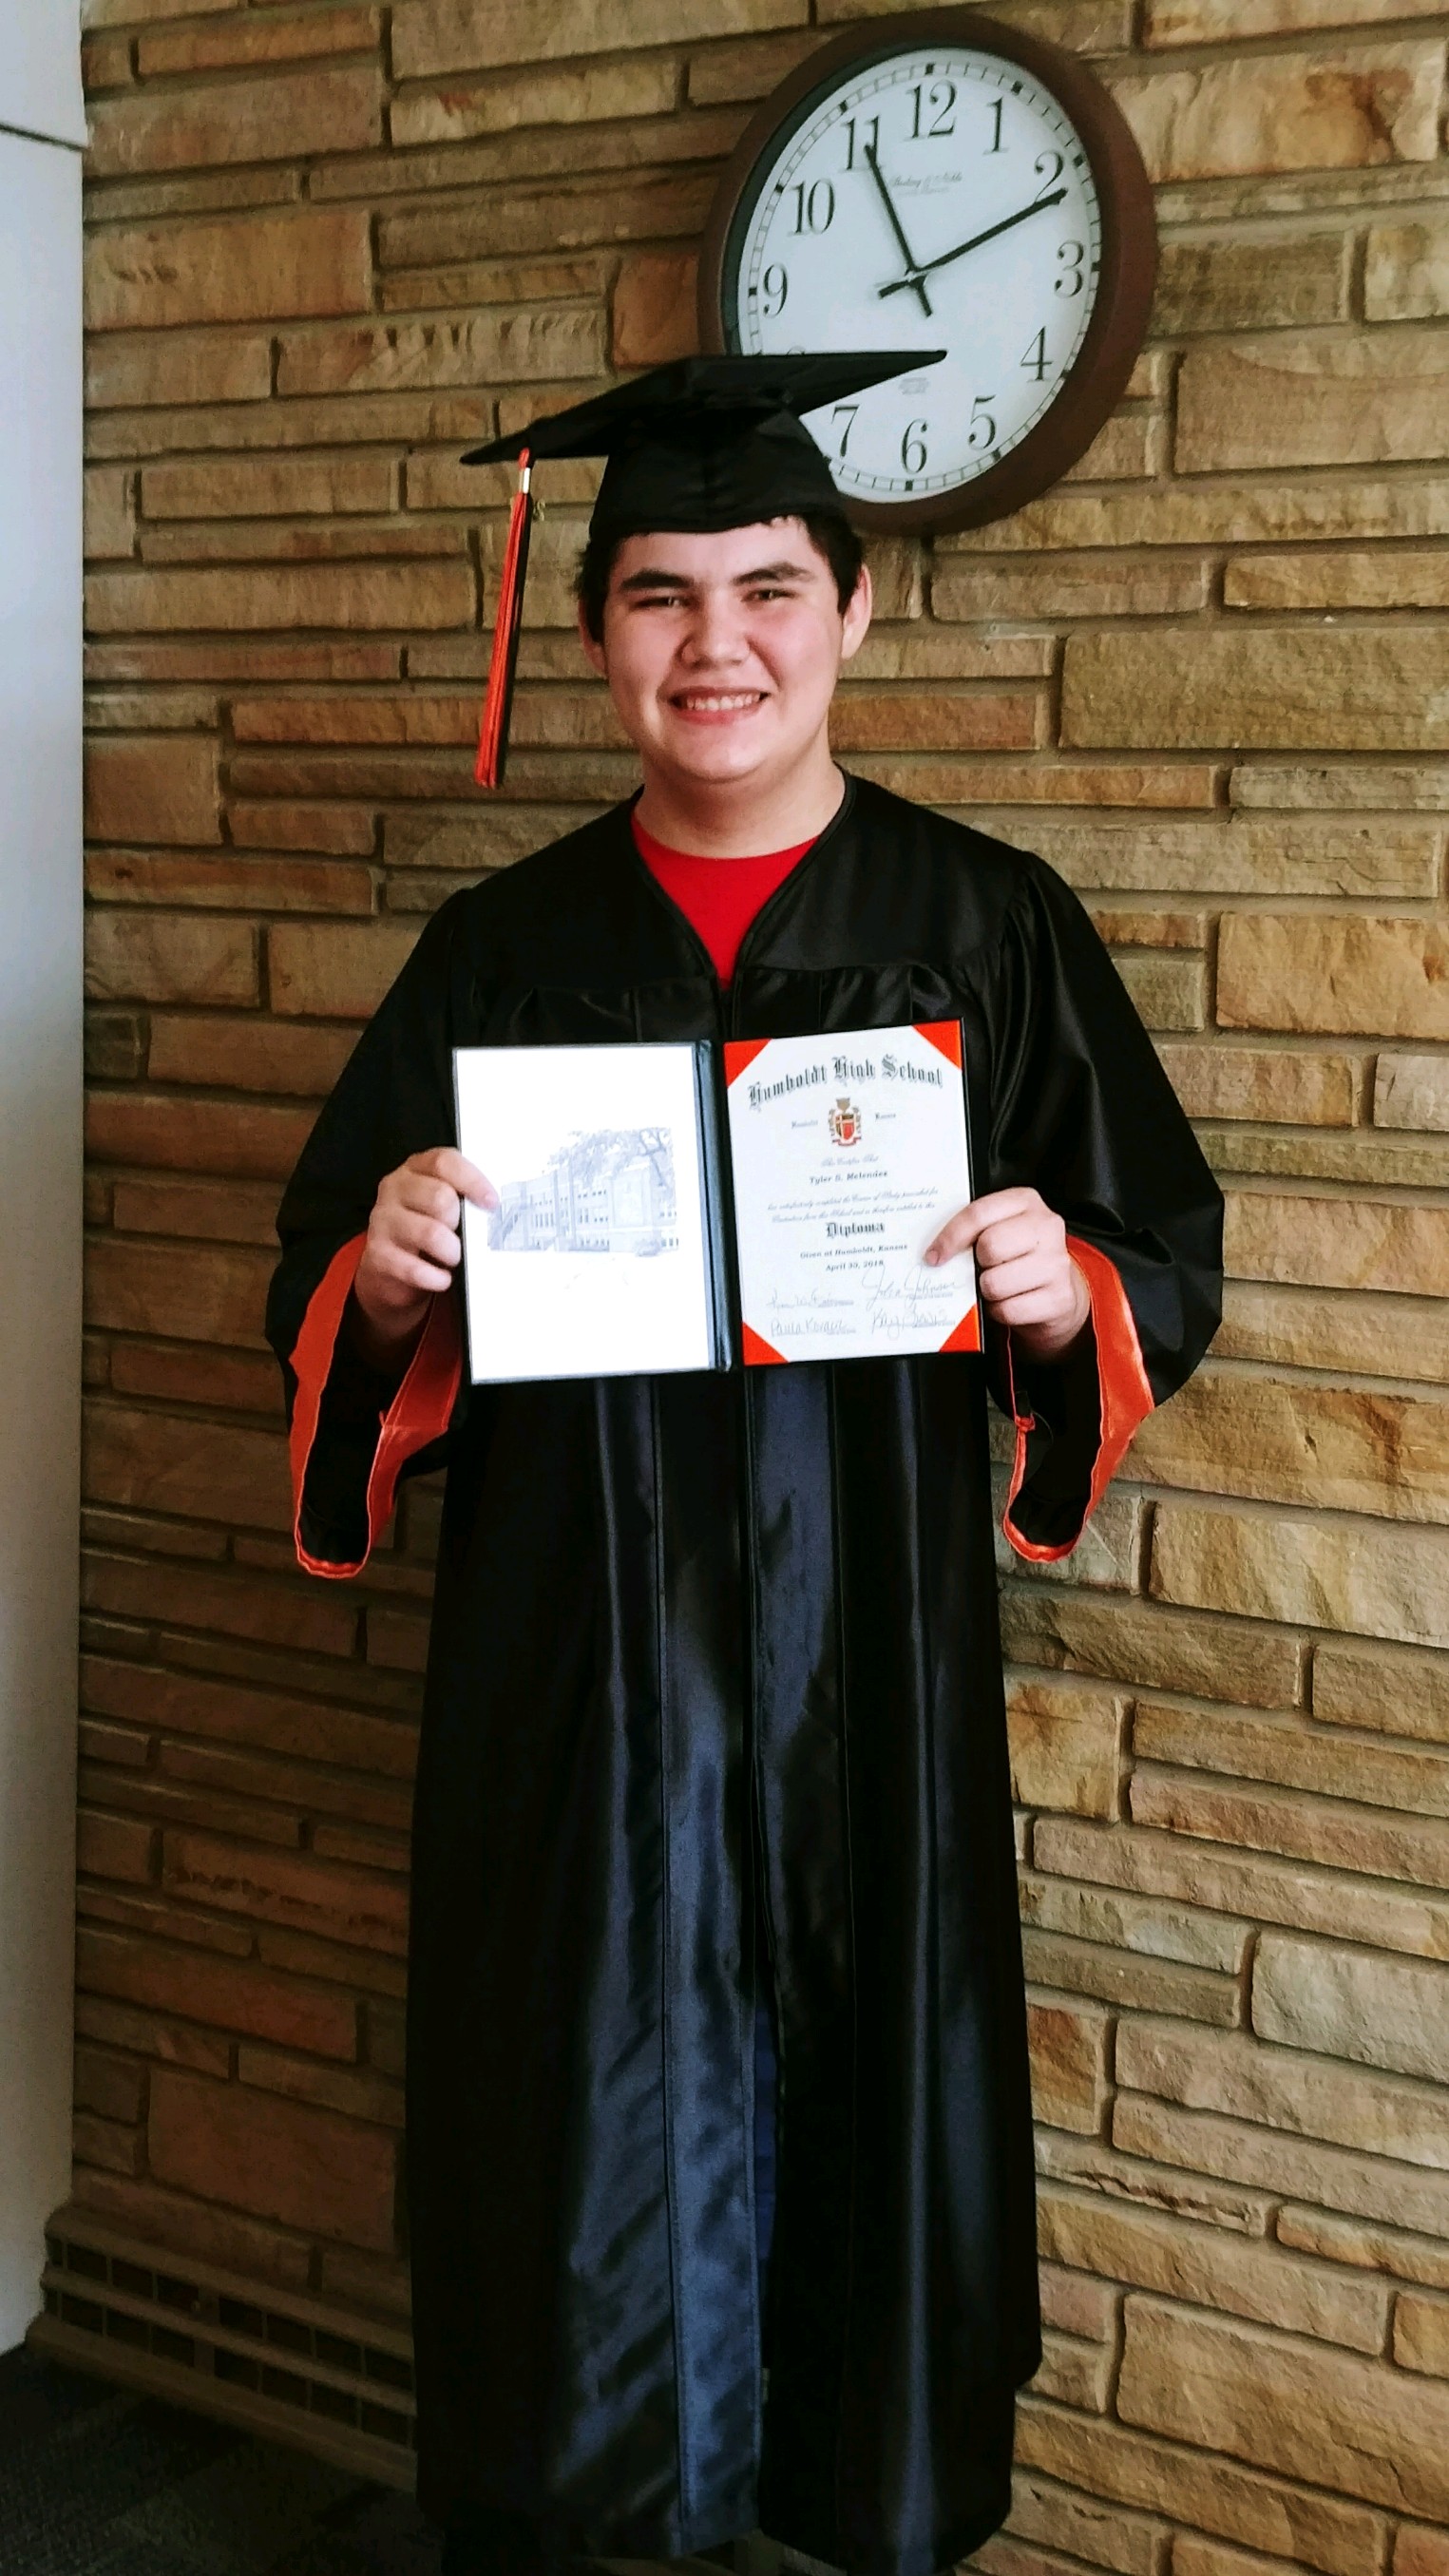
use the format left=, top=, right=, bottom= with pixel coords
left=862, top=143, right=934, bottom=323
left=877, top=185, right=1069, bottom=300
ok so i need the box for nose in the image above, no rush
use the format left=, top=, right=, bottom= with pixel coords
left=678, top=588, right=751, bottom=671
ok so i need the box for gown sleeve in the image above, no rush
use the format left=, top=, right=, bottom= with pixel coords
left=264, top=901, right=468, bottom=1579
left=982, top=854, right=1223, bottom=1563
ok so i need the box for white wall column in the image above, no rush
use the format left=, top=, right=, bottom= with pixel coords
left=0, top=2, right=86, bottom=2350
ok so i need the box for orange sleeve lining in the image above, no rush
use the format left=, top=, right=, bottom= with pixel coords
left=289, top=1235, right=463, bottom=1579
left=1001, top=1235, right=1153, bottom=1566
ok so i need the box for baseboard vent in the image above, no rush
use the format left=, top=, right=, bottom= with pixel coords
left=29, top=2204, right=416, bottom=2490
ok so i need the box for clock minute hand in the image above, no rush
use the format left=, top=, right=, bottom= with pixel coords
left=862, top=143, right=934, bottom=322
left=877, top=185, right=1068, bottom=300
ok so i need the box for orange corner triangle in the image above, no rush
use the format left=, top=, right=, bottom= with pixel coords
left=724, top=1037, right=772, bottom=1085
left=940, top=1304, right=982, bottom=1354
left=916, top=1019, right=963, bottom=1067
left=741, top=1321, right=788, bottom=1366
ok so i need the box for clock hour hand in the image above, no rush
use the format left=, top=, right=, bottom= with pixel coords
left=862, top=143, right=934, bottom=322
left=877, top=184, right=1068, bottom=300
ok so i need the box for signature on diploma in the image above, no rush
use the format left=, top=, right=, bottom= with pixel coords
left=768, top=1288, right=853, bottom=1314
left=866, top=1267, right=959, bottom=1333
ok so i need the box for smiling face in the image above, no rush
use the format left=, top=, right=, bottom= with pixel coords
left=577, top=518, right=871, bottom=806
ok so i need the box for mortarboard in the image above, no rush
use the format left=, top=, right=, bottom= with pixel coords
left=463, top=351, right=944, bottom=789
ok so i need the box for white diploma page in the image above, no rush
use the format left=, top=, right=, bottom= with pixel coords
left=724, top=1021, right=980, bottom=1365
left=452, top=1042, right=724, bottom=1383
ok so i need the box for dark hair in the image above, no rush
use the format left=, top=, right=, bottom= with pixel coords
left=575, top=511, right=866, bottom=643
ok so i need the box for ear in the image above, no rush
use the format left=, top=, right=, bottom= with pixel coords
left=577, top=597, right=607, bottom=677
left=839, top=561, right=873, bottom=666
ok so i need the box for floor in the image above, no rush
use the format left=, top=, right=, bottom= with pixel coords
left=0, top=2344, right=445, bottom=2575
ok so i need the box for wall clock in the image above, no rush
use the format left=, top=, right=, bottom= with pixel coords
left=697, top=7, right=1156, bottom=533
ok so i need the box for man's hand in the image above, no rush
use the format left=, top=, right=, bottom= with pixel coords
left=924, top=1186, right=1090, bottom=1364
left=351, top=1148, right=497, bottom=1368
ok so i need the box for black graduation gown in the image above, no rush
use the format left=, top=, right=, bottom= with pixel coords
left=265, top=775, right=1222, bottom=2576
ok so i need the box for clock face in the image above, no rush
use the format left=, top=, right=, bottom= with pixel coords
left=717, top=39, right=1109, bottom=518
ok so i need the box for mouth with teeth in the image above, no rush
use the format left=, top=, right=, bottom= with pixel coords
left=670, top=688, right=768, bottom=722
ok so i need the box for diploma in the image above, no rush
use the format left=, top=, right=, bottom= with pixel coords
left=723, top=1021, right=979, bottom=1365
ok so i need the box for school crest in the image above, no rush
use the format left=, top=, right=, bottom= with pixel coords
left=829, top=1096, right=862, bottom=1148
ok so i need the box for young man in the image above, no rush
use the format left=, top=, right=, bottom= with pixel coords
left=267, top=357, right=1221, bottom=2576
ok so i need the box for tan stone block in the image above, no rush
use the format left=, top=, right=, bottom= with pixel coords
left=1278, top=2206, right=1449, bottom=2296
left=1220, top=914, right=1449, bottom=1040
left=1064, top=629, right=1449, bottom=754
left=1025, top=816, right=1439, bottom=899
left=87, top=561, right=474, bottom=634
left=613, top=251, right=698, bottom=369
left=1029, top=2326, right=1113, bottom=2412
left=1037, top=1813, right=1449, bottom=1969
left=1063, top=410, right=1157, bottom=484
left=1129, top=1765, right=1449, bottom=1912
left=1114, top=953, right=1206, bottom=1032
left=84, top=734, right=219, bottom=844
left=1153, top=231, right=1349, bottom=334
left=852, top=631, right=1053, bottom=681
left=379, top=173, right=713, bottom=273
left=1152, top=1496, right=1449, bottom=1651
left=82, top=30, right=135, bottom=85
left=1027, top=1994, right=1110, bottom=2133
left=874, top=762, right=1213, bottom=810
left=276, top=308, right=604, bottom=400
left=85, top=1237, right=272, bottom=1349
left=1230, top=764, right=1449, bottom=814
left=1376, top=1052, right=1449, bottom=1134
left=1227, top=549, right=1449, bottom=611
left=86, top=912, right=254, bottom=1008
left=1117, top=2294, right=1449, bottom=2515
left=392, top=54, right=676, bottom=147
left=1395, top=2292, right=1449, bottom=2378
left=163, top=1829, right=409, bottom=1956
left=136, top=10, right=379, bottom=71
left=85, top=465, right=134, bottom=560
left=1397, top=2529, right=1449, bottom=2576
left=384, top=807, right=590, bottom=870
left=269, top=921, right=419, bottom=1021
left=1114, top=45, right=1440, bottom=183
left=229, top=803, right=375, bottom=857
left=149, top=2068, right=396, bottom=2251
left=1367, top=220, right=1449, bottom=324
left=1002, top=1583, right=1302, bottom=1710
left=1136, top=1691, right=1449, bottom=1828
left=235, top=2048, right=404, bottom=2129
left=1005, top=2470, right=1158, bottom=2576
left=1215, top=1283, right=1449, bottom=1390
left=379, top=251, right=610, bottom=320
left=1039, top=2183, right=1388, bottom=2353
left=687, top=29, right=821, bottom=104
left=392, top=0, right=803, bottom=76
left=1037, top=2263, right=1117, bottom=2346
left=234, top=696, right=477, bottom=747
left=1314, top=1637, right=1449, bottom=1747
left=1119, top=2083, right=1449, bottom=2237
left=1174, top=2543, right=1346, bottom=2576
left=950, top=467, right=1449, bottom=559
left=1252, top=1934, right=1449, bottom=2085
left=86, top=209, right=372, bottom=331
left=936, top=555, right=1207, bottom=620
left=1181, top=329, right=1449, bottom=476
left=1224, top=1188, right=1449, bottom=1298
left=835, top=694, right=1039, bottom=754
left=86, top=328, right=273, bottom=410
left=1020, top=1865, right=1247, bottom=1974
left=1147, top=0, right=1445, bottom=36
left=1021, top=1926, right=1238, bottom=2024
left=823, top=0, right=1130, bottom=35
left=142, top=457, right=392, bottom=520
left=1007, top=1678, right=1124, bottom=1818
left=1014, top=2396, right=1384, bottom=2576
left=1157, top=1041, right=1352, bottom=1126
left=86, top=67, right=382, bottom=174
left=1129, top=1369, right=1449, bottom=1526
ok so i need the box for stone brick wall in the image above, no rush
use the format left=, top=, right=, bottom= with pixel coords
left=75, top=0, right=1449, bottom=2561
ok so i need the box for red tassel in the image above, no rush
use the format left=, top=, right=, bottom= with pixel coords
left=475, top=449, right=533, bottom=791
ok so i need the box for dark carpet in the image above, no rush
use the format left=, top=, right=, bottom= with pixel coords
left=0, top=2344, right=444, bottom=2575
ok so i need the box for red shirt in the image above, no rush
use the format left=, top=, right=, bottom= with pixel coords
left=632, top=811, right=816, bottom=983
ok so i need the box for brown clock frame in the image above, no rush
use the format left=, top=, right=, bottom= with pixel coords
left=696, top=7, right=1157, bottom=535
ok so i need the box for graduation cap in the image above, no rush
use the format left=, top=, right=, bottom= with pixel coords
left=463, top=351, right=944, bottom=788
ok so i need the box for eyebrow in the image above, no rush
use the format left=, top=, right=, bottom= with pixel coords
left=615, top=558, right=819, bottom=595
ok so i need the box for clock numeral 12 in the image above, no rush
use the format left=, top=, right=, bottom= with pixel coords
left=908, top=79, right=956, bottom=139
